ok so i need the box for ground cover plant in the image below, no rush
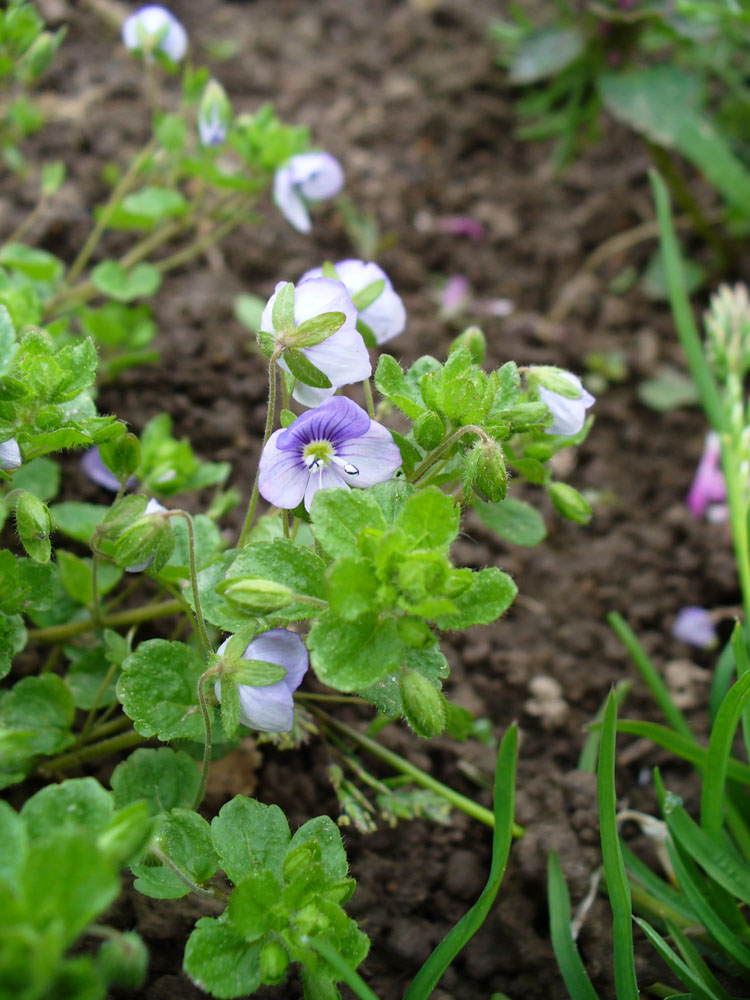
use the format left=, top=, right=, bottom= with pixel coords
left=3, top=0, right=748, bottom=997
left=0, top=3, right=599, bottom=997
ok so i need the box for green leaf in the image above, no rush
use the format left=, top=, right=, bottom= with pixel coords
left=211, top=796, right=291, bottom=884
left=0, top=612, right=27, bottom=679
left=474, top=496, right=546, bottom=547
left=0, top=305, right=18, bottom=377
left=395, top=487, right=460, bottom=548
left=23, top=830, right=120, bottom=948
left=20, top=777, right=114, bottom=840
left=117, top=639, right=210, bottom=741
left=374, top=355, right=423, bottom=419
left=0, top=800, right=27, bottom=893
left=121, top=187, right=188, bottom=219
left=433, top=567, right=517, bottom=630
left=9, top=456, right=59, bottom=502
left=325, top=556, right=379, bottom=621
left=234, top=294, right=265, bottom=333
left=226, top=539, right=327, bottom=623
left=0, top=243, right=64, bottom=283
left=65, top=645, right=118, bottom=710
left=132, top=809, right=217, bottom=899
left=700, top=671, right=750, bottom=841
left=308, top=613, right=401, bottom=691
left=0, top=673, right=75, bottom=756
left=56, top=550, right=121, bottom=606
left=284, top=348, right=332, bottom=389
left=288, top=816, right=349, bottom=882
left=637, top=368, right=701, bottom=412
left=111, top=747, right=202, bottom=816
left=352, top=279, right=385, bottom=311
left=226, top=869, right=282, bottom=941
left=184, top=917, right=263, bottom=999
left=91, top=260, right=162, bottom=302
left=509, top=27, right=584, bottom=84
left=310, top=488, right=388, bottom=558
left=359, top=644, right=448, bottom=716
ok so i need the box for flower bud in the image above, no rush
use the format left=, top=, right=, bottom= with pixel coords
left=465, top=439, right=507, bottom=502
left=260, top=940, right=290, bottom=985
left=121, top=5, right=188, bottom=62
left=282, top=842, right=320, bottom=883
left=219, top=576, right=295, bottom=613
left=198, top=78, right=231, bottom=148
left=414, top=410, right=445, bottom=451
left=450, top=325, right=486, bottom=365
left=114, top=499, right=170, bottom=572
left=548, top=482, right=592, bottom=524
left=17, top=30, right=64, bottom=83
left=396, top=615, right=435, bottom=649
left=97, top=932, right=148, bottom=989
left=97, top=801, right=152, bottom=869
left=399, top=669, right=447, bottom=739
left=15, top=492, right=51, bottom=563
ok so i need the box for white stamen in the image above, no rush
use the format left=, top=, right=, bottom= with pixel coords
left=331, top=455, right=359, bottom=476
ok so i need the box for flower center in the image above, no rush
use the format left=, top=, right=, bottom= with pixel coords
left=303, top=440, right=334, bottom=472
left=302, top=440, right=359, bottom=477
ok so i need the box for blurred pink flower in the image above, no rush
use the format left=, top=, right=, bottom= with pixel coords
left=686, top=432, right=727, bottom=520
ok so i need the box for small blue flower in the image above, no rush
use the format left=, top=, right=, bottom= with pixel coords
left=672, top=606, right=718, bottom=650
left=0, top=438, right=22, bottom=471
left=198, top=79, right=230, bottom=148
left=262, top=276, right=370, bottom=408
left=122, top=5, right=188, bottom=62
left=301, top=259, right=406, bottom=346
left=273, top=152, right=344, bottom=234
left=258, top=396, right=402, bottom=512
left=216, top=628, right=308, bottom=732
left=539, top=372, right=595, bottom=437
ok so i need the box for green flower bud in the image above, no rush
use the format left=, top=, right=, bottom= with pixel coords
left=450, top=325, right=486, bottom=365
left=15, top=492, right=51, bottom=563
left=472, top=439, right=508, bottom=503
left=97, top=932, right=148, bottom=989
left=548, top=482, right=592, bottom=524
left=17, top=29, right=65, bottom=83
left=399, top=669, right=448, bottom=739
left=113, top=500, right=171, bottom=572
left=98, top=433, right=141, bottom=483
left=414, top=410, right=445, bottom=450
left=420, top=371, right=441, bottom=411
left=260, top=940, right=290, bottom=985
left=198, top=78, right=232, bottom=147
left=219, top=576, right=295, bottom=613
left=282, top=842, right=320, bottom=883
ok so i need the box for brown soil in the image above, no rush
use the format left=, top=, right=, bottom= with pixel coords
left=7, top=0, right=739, bottom=997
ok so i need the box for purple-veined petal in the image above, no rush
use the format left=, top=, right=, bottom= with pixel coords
left=334, top=420, right=402, bottom=487
left=273, top=167, right=312, bottom=234
left=258, top=429, right=310, bottom=509
left=304, top=463, right=348, bottom=511
left=672, top=606, right=718, bottom=649
left=0, top=438, right=22, bottom=471
left=122, top=5, right=188, bottom=61
left=539, top=372, right=595, bottom=437
left=275, top=396, right=370, bottom=453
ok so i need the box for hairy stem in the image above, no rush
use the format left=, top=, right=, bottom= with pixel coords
left=238, top=349, right=282, bottom=547
left=28, top=599, right=183, bottom=643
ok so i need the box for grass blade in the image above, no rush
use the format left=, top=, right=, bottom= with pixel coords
left=664, top=917, right=733, bottom=1000
left=607, top=612, right=692, bottom=739
left=614, top=720, right=750, bottom=786
left=402, top=723, right=518, bottom=1000
left=648, top=168, right=725, bottom=433
left=621, top=843, right=698, bottom=926
left=547, top=851, right=601, bottom=1000
left=306, top=938, right=381, bottom=1000
left=731, top=622, right=750, bottom=765
left=578, top=679, right=631, bottom=773
left=700, top=671, right=750, bottom=841
left=635, top=917, right=725, bottom=1000
left=598, top=691, right=639, bottom=999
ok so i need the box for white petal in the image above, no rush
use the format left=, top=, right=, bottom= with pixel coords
left=244, top=628, right=308, bottom=692
left=303, top=464, right=349, bottom=511
left=237, top=682, right=295, bottom=732
left=0, top=438, right=22, bottom=471
left=290, top=153, right=344, bottom=200
left=291, top=383, right=335, bottom=407
left=303, top=326, right=371, bottom=387
left=273, top=167, right=312, bottom=233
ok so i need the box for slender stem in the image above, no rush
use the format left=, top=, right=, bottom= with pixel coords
left=40, top=728, right=143, bottom=773
left=282, top=508, right=290, bottom=539
left=238, top=350, right=282, bottom=547
left=166, top=511, right=210, bottom=658
left=66, top=136, right=158, bottom=286
left=40, top=644, right=62, bottom=674
left=91, top=551, right=102, bottom=624
left=82, top=713, right=133, bottom=745
left=409, top=425, right=489, bottom=484
left=312, top=708, right=523, bottom=837
left=193, top=669, right=217, bottom=811
left=150, top=845, right=230, bottom=902
left=722, top=444, right=750, bottom=625
left=76, top=658, right=120, bottom=746
left=363, top=378, right=376, bottom=419
left=28, top=599, right=182, bottom=643
left=295, top=692, right=365, bottom=704
left=5, top=192, right=49, bottom=246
